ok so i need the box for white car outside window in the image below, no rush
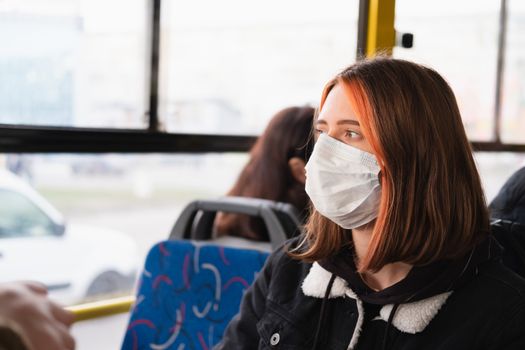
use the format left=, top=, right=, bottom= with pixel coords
left=0, top=170, right=139, bottom=305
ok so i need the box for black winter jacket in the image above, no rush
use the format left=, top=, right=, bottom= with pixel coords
left=215, top=237, right=525, bottom=350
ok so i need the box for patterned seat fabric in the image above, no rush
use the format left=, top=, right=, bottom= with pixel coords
left=122, top=240, right=269, bottom=350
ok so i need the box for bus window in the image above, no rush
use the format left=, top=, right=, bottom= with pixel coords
left=394, top=0, right=525, bottom=202
left=159, top=0, right=359, bottom=135
left=394, top=0, right=500, bottom=141
left=475, top=152, right=525, bottom=201
left=0, top=0, right=148, bottom=128
left=501, top=0, right=525, bottom=143
left=0, top=153, right=247, bottom=307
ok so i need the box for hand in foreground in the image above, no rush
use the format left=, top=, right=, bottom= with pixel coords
left=0, top=281, right=75, bottom=350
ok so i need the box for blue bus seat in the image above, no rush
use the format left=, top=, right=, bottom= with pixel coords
left=121, top=240, right=269, bottom=350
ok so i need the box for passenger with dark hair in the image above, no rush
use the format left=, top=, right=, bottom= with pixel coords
left=490, top=166, right=525, bottom=224
left=216, top=58, right=525, bottom=349
left=215, top=106, right=314, bottom=241
left=489, top=166, right=525, bottom=278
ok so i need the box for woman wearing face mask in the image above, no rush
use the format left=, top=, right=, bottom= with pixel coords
left=215, top=58, right=525, bottom=350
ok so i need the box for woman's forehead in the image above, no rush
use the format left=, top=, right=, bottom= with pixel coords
left=318, top=84, right=360, bottom=125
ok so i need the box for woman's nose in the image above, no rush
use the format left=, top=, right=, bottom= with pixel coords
left=326, top=130, right=343, bottom=142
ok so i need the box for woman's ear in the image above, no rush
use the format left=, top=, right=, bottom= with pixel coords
left=288, top=157, right=306, bottom=184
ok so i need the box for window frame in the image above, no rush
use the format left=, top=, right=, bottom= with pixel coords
left=0, top=0, right=522, bottom=154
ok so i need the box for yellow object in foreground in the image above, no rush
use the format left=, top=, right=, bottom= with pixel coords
left=66, top=296, right=135, bottom=322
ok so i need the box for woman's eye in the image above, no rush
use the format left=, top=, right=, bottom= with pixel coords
left=345, top=130, right=361, bottom=138
left=314, top=129, right=324, bottom=134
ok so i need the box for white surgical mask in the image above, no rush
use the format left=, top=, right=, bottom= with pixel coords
left=305, top=133, right=381, bottom=229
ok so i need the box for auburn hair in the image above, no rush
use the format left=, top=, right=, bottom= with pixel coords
left=215, top=106, right=315, bottom=241
left=291, top=58, right=490, bottom=272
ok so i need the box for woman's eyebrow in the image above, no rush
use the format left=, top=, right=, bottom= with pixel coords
left=315, top=119, right=360, bottom=126
left=337, top=119, right=360, bottom=126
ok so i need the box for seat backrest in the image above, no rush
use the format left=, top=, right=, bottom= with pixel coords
left=121, top=240, right=269, bottom=350
left=170, top=197, right=302, bottom=250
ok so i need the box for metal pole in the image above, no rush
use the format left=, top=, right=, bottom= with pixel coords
left=493, top=0, right=508, bottom=143
left=147, top=0, right=162, bottom=132
left=365, top=0, right=396, bottom=57
left=356, top=0, right=370, bottom=60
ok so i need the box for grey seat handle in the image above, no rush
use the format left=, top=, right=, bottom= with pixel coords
left=169, top=196, right=301, bottom=250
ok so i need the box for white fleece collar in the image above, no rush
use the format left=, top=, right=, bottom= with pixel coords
left=374, top=292, right=452, bottom=334
left=302, top=262, right=452, bottom=338
left=302, top=261, right=349, bottom=298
